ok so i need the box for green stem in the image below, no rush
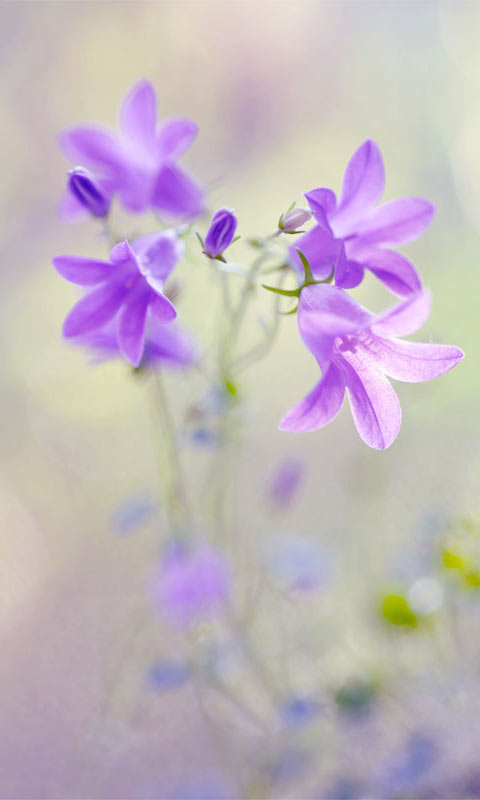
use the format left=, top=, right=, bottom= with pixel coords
left=152, top=371, right=191, bottom=535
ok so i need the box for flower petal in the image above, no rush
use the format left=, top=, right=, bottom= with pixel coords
left=116, top=287, right=151, bottom=366
left=152, top=164, right=205, bottom=219
left=339, top=351, right=402, bottom=449
left=63, top=282, right=128, bottom=338
left=133, top=230, right=185, bottom=281
left=279, top=364, right=345, bottom=433
left=150, top=292, right=177, bottom=321
left=289, top=226, right=347, bottom=282
left=109, top=239, right=140, bottom=270
left=358, top=334, right=464, bottom=383
left=297, top=285, right=374, bottom=373
left=53, top=255, right=115, bottom=286
left=304, top=188, right=336, bottom=232
left=332, top=140, right=385, bottom=234
left=145, top=323, right=197, bottom=367
left=57, top=188, right=89, bottom=222
left=58, top=126, right=124, bottom=177
left=358, top=248, right=422, bottom=296
left=335, top=259, right=365, bottom=290
left=157, top=117, right=199, bottom=162
left=354, top=198, right=435, bottom=246
left=119, top=79, right=157, bottom=153
left=371, top=290, right=431, bottom=337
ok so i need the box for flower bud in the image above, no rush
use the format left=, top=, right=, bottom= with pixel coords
left=279, top=207, right=311, bottom=233
left=68, top=166, right=110, bottom=218
left=204, top=208, right=238, bottom=258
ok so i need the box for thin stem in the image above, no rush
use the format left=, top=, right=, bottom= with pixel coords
left=152, top=371, right=191, bottom=534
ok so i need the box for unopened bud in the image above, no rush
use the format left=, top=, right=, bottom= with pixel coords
left=279, top=207, right=311, bottom=233
left=68, top=166, right=110, bottom=218
left=204, top=208, right=238, bottom=258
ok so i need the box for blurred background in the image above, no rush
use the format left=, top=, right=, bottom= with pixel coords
left=1, top=1, right=480, bottom=797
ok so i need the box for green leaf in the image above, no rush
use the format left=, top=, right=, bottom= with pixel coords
left=195, top=231, right=205, bottom=249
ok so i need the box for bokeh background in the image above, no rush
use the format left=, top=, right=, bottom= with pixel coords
left=1, top=1, right=480, bottom=797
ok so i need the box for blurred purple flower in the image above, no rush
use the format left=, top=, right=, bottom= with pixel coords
left=290, top=140, right=435, bottom=296
left=268, top=457, right=304, bottom=509
left=146, top=659, right=191, bottom=691
left=375, top=733, right=437, bottom=796
left=280, top=696, right=322, bottom=729
left=53, top=230, right=185, bottom=366
left=203, top=208, right=238, bottom=258
left=68, top=166, right=111, bottom=218
left=263, top=534, right=330, bottom=591
left=58, top=79, right=204, bottom=221
left=154, top=542, right=230, bottom=627
left=280, top=286, right=463, bottom=449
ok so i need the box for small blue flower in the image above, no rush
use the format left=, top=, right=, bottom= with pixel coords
left=111, top=494, right=157, bottom=535
left=146, top=659, right=191, bottom=691
left=280, top=696, right=322, bottom=729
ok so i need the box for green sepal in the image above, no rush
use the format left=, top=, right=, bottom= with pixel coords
left=296, top=248, right=316, bottom=285
left=262, top=284, right=301, bottom=297
left=195, top=231, right=205, bottom=249
left=280, top=304, right=298, bottom=315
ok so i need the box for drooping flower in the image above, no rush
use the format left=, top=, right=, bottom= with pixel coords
left=53, top=230, right=185, bottom=367
left=58, top=79, right=204, bottom=221
left=290, top=140, right=435, bottom=296
left=280, top=285, right=463, bottom=449
left=153, top=541, right=230, bottom=627
left=203, top=208, right=238, bottom=258
left=68, top=166, right=111, bottom=218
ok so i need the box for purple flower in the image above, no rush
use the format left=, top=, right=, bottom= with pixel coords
left=53, top=230, right=185, bottom=367
left=58, top=79, right=204, bottom=221
left=203, top=208, right=238, bottom=258
left=280, top=285, right=463, bottom=449
left=290, top=140, right=435, bottom=296
left=268, top=458, right=305, bottom=509
left=68, top=166, right=110, bottom=218
left=154, top=542, right=230, bottom=627
left=75, top=317, right=197, bottom=370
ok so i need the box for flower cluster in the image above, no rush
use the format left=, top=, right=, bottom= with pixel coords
left=53, top=80, right=463, bottom=449
left=279, top=140, right=463, bottom=449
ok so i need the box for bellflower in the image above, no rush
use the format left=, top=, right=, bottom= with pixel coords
left=280, top=285, right=463, bottom=449
left=74, top=317, right=197, bottom=369
left=290, top=140, right=435, bottom=296
left=68, top=166, right=110, bottom=218
left=154, top=541, right=231, bottom=627
left=53, top=230, right=185, bottom=367
left=58, top=79, right=204, bottom=221
left=203, top=208, right=238, bottom=258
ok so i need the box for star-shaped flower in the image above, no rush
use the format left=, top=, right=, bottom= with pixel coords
left=290, top=140, right=435, bottom=296
left=58, top=79, right=204, bottom=221
left=53, top=230, right=184, bottom=367
left=280, top=285, right=463, bottom=449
